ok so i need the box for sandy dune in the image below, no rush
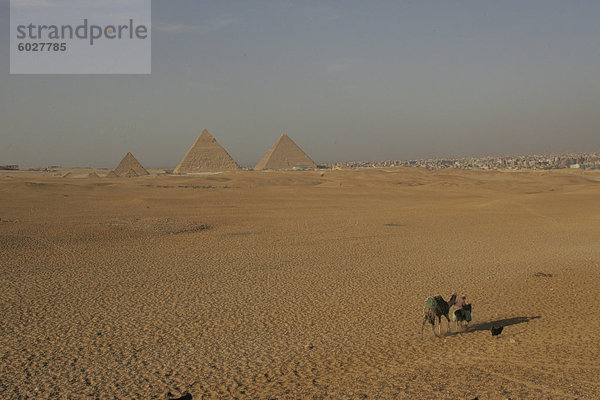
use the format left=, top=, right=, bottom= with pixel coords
left=1, top=168, right=599, bottom=399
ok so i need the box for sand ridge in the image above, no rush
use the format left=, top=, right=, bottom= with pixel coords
left=1, top=168, right=599, bottom=399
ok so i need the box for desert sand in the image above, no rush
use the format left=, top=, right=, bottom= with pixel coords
left=1, top=167, right=599, bottom=399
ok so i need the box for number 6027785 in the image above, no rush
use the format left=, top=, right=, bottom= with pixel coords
left=17, top=43, right=67, bottom=51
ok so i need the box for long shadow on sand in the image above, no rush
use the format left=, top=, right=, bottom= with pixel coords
left=448, top=315, right=541, bottom=336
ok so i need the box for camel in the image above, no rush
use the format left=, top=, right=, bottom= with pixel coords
left=421, top=294, right=457, bottom=338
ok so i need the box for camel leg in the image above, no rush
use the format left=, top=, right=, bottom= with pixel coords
left=427, top=315, right=438, bottom=337
left=444, top=314, right=451, bottom=334
left=451, top=313, right=456, bottom=331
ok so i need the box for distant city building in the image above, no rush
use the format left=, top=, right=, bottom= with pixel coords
left=328, top=152, right=600, bottom=172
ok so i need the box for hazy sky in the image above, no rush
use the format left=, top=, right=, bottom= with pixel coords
left=1, top=0, right=599, bottom=168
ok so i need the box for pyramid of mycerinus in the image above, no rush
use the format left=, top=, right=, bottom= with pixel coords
left=112, top=152, right=149, bottom=177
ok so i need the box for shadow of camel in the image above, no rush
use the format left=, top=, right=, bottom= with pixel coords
left=448, top=315, right=541, bottom=336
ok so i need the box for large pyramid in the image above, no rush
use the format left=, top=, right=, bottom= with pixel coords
left=112, top=152, right=149, bottom=177
left=174, top=129, right=240, bottom=174
left=254, top=134, right=316, bottom=170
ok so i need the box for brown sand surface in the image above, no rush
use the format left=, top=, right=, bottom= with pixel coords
left=1, top=168, right=599, bottom=399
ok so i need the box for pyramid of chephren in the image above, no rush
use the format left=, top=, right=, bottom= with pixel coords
left=254, top=134, right=316, bottom=170
left=174, top=129, right=240, bottom=174
left=112, top=152, right=149, bottom=177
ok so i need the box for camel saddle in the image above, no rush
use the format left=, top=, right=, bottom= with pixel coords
left=425, top=296, right=448, bottom=315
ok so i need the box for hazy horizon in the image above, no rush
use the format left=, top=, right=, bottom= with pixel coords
left=1, top=0, right=599, bottom=168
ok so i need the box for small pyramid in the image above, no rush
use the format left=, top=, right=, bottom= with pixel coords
left=62, top=172, right=71, bottom=178
left=113, top=152, right=149, bottom=177
left=254, top=134, right=316, bottom=170
left=106, top=170, right=119, bottom=178
left=123, top=169, right=139, bottom=178
left=174, top=129, right=240, bottom=174
left=88, top=172, right=100, bottom=179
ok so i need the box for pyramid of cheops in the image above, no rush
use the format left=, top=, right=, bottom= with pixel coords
left=112, top=152, right=149, bottom=177
left=254, top=134, right=317, bottom=170
left=174, top=129, right=240, bottom=173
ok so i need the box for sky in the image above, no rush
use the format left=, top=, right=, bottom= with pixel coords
left=1, top=0, right=599, bottom=168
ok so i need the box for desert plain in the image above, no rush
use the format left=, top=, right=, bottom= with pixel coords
left=1, top=167, right=599, bottom=399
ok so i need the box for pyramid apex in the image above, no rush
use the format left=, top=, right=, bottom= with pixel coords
left=200, top=129, right=214, bottom=138
left=274, top=134, right=291, bottom=144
